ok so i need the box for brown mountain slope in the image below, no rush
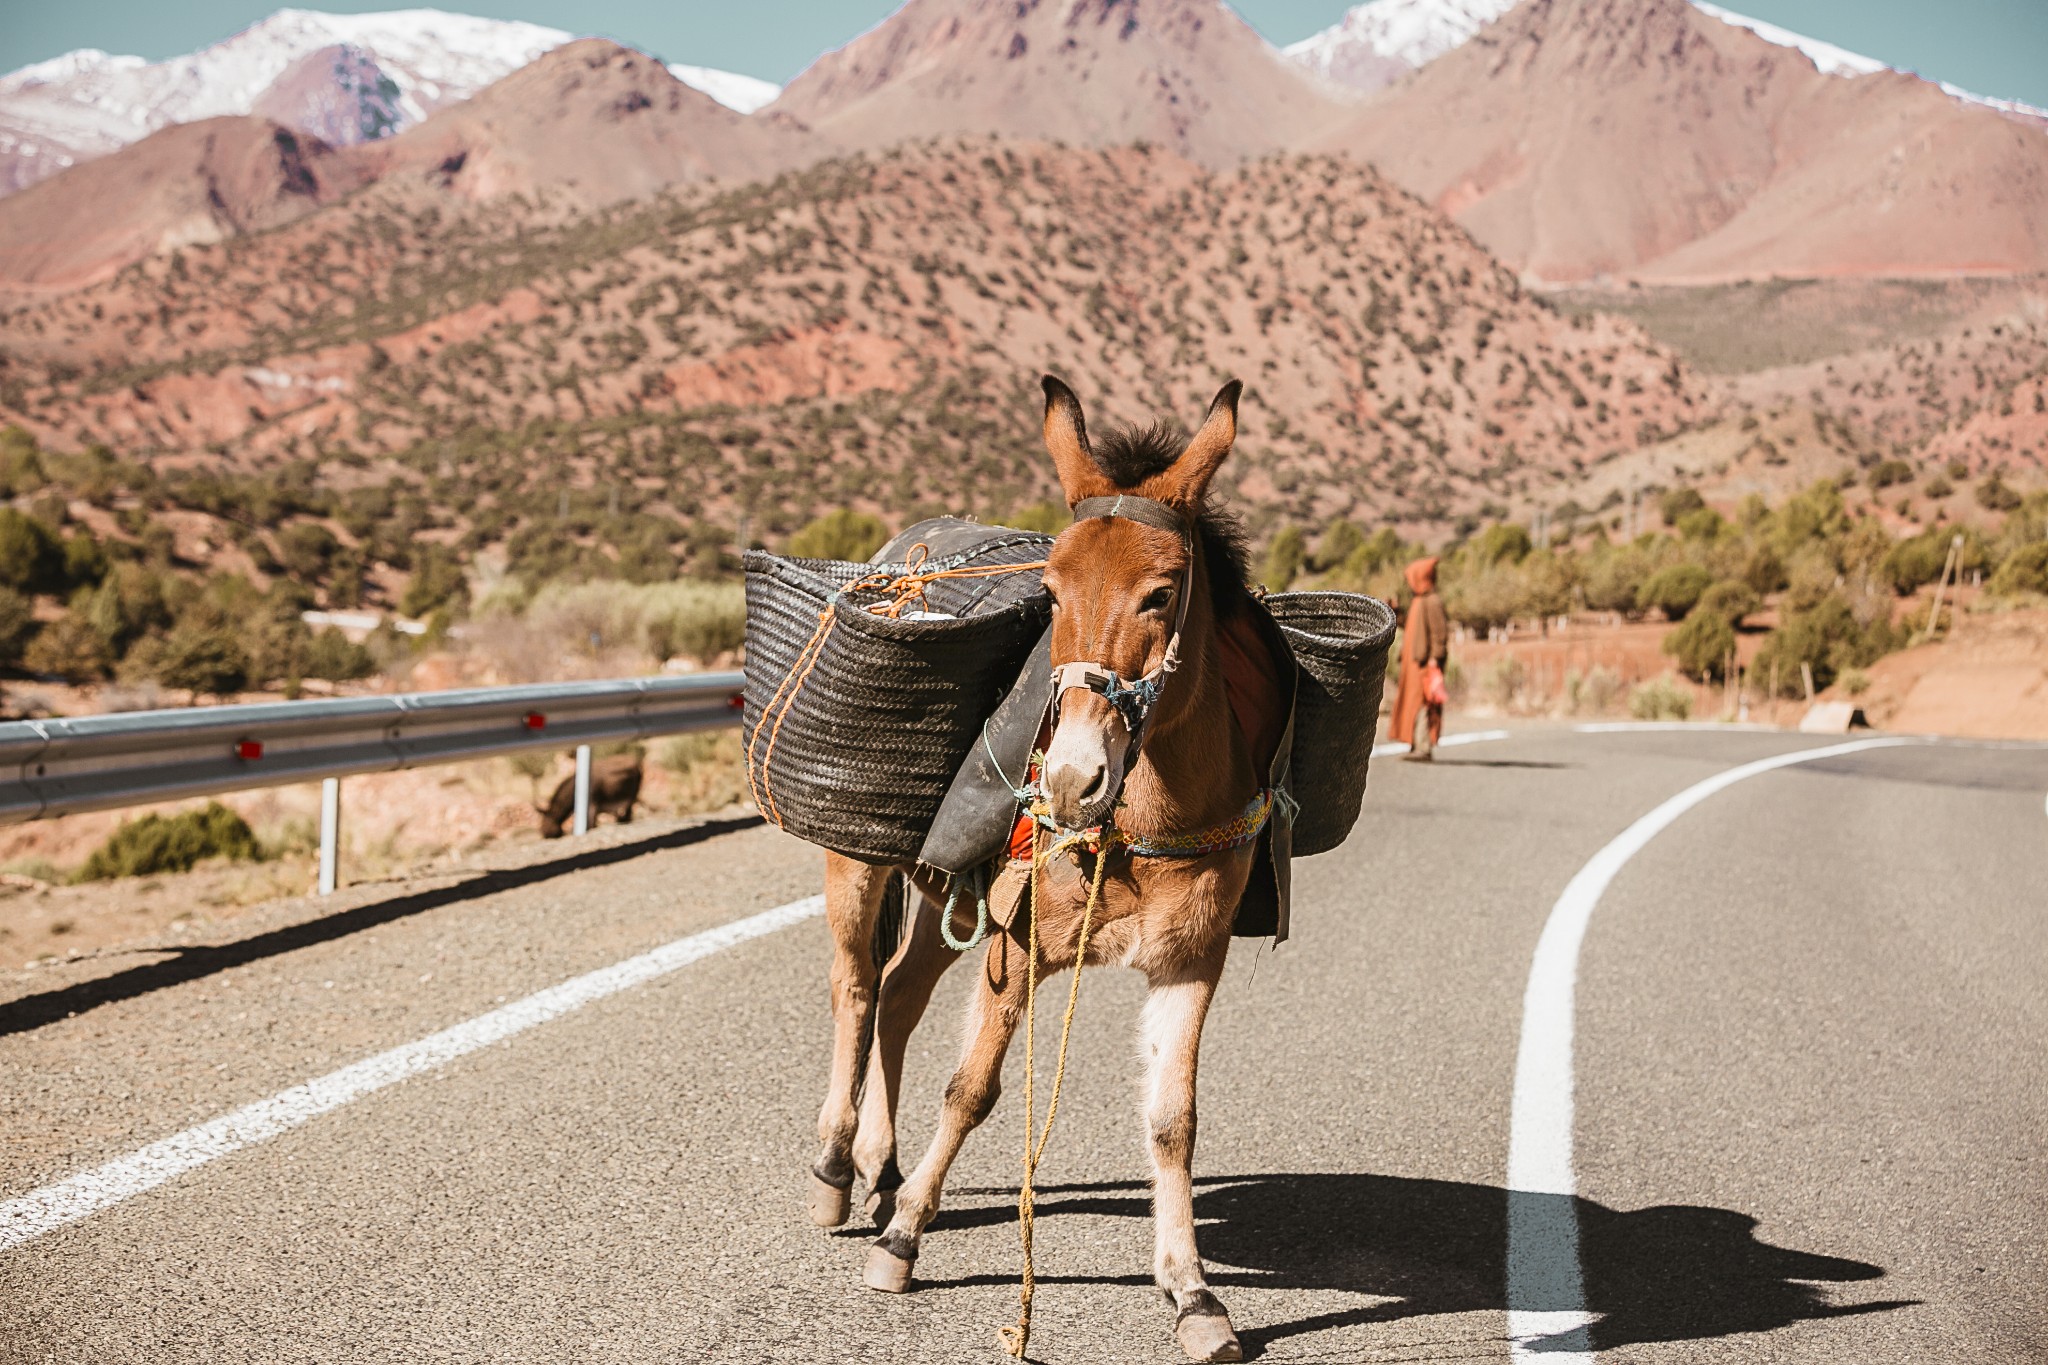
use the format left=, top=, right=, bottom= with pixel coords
left=1309, top=0, right=2048, bottom=282
left=352, top=39, right=824, bottom=207
left=0, top=116, right=367, bottom=294
left=768, top=0, right=1348, bottom=168
left=0, top=40, right=823, bottom=299
left=0, top=141, right=1705, bottom=535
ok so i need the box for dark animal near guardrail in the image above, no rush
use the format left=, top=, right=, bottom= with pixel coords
left=538, top=754, right=642, bottom=838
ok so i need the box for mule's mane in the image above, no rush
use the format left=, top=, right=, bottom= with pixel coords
left=1090, top=420, right=1253, bottom=620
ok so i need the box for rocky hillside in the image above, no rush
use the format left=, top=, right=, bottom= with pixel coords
left=768, top=0, right=1349, bottom=169
left=0, top=139, right=1707, bottom=546
left=0, top=42, right=821, bottom=293
left=1310, top=0, right=2048, bottom=282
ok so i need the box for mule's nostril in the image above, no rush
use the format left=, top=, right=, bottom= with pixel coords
left=1079, top=769, right=1107, bottom=804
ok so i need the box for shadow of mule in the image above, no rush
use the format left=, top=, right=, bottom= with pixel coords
left=923, top=1173, right=1911, bottom=1357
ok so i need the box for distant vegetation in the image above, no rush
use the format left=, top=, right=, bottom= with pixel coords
left=1262, top=477, right=2048, bottom=697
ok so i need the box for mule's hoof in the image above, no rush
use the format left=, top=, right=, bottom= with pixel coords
left=863, top=1185, right=897, bottom=1229
left=808, top=1171, right=852, bottom=1228
left=1175, top=1314, right=1243, bottom=1363
left=863, top=1241, right=916, bottom=1293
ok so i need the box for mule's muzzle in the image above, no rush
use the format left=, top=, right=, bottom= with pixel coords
left=1043, top=693, right=1131, bottom=831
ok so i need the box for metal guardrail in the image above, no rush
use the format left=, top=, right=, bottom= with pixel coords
left=0, top=673, right=747, bottom=893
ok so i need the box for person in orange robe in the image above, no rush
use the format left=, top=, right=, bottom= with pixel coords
left=1389, top=556, right=1448, bottom=760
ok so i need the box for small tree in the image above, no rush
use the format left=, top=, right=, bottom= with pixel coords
left=154, top=626, right=251, bottom=698
left=1663, top=609, right=1735, bottom=681
left=1636, top=563, right=1713, bottom=620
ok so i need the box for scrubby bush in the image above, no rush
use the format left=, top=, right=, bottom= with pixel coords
left=153, top=625, right=251, bottom=697
left=76, top=802, right=261, bottom=881
left=0, top=508, right=63, bottom=594
left=787, top=509, right=889, bottom=562
left=399, top=544, right=468, bottom=618
left=1664, top=609, right=1736, bottom=681
left=23, top=611, right=110, bottom=680
left=1565, top=665, right=1624, bottom=716
left=1659, top=487, right=1706, bottom=526
left=1637, top=563, right=1713, bottom=620
left=1988, top=542, right=2048, bottom=598
left=1696, top=580, right=1760, bottom=625
left=1003, top=502, right=1070, bottom=535
left=0, top=586, right=33, bottom=668
left=1976, top=476, right=2023, bottom=512
left=1628, top=675, right=1693, bottom=721
left=1752, top=594, right=1899, bottom=696
left=1259, top=526, right=1305, bottom=591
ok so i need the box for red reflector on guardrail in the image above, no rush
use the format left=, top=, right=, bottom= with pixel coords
left=727, top=692, right=745, bottom=710
left=236, top=740, right=264, bottom=760
left=523, top=712, right=547, bottom=730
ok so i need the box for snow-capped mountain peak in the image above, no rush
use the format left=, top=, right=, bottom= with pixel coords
left=1283, top=0, right=1519, bottom=93
left=0, top=7, right=782, bottom=198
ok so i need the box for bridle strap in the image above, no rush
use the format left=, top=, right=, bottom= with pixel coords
left=1051, top=494, right=1197, bottom=748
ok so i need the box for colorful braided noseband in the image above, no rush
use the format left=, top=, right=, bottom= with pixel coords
left=1031, top=787, right=1277, bottom=860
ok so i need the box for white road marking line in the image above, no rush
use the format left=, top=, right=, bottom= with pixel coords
left=1505, top=736, right=1917, bottom=1360
left=0, top=894, right=827, bottom=1254
left=1371, top=728, right=1511, bottom=758
left=1573, top=721, right=1776, bottom=734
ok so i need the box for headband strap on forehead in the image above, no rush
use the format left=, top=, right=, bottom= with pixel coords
left=1071, top=494, right=1190, bottom=540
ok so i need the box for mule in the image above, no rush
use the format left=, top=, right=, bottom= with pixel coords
left=805, top=376, right=1266, bottom=1363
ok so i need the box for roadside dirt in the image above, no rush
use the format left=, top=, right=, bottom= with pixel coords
left=1832, top=606, right=2048, bottom=739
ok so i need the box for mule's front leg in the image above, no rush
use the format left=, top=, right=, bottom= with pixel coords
left=811, top=855, right=898, bottom=1227
left=865, top=940, right=1024, bottom=1292
left=1143, top=953, right=1241, bottom=1363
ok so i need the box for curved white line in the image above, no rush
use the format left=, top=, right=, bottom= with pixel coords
left=0, top=895, right=826, bottom=1253
left=1505, top=737, right=1918, bottom=1358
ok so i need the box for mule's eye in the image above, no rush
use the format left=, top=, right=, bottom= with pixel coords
left=1140, top=586, right=1173, bottom=614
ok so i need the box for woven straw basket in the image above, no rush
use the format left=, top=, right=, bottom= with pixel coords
left=1265, top=591, right=1397, bottom=856
left=742, top=521, right=1053, bottom=863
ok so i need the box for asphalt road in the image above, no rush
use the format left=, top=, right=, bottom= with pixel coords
left=1, top=726, right=2042, bottom=1364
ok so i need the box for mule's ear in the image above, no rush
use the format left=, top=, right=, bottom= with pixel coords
left=1042, top=374, right=1114, bottom=505
left=1155, top=379, right=1242, bottom=508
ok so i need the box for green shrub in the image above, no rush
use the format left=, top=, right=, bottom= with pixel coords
left=1659, top=487, right=1706, bottom=526
left=1752, top=594, right=1898, bottom=696
left=1839, top=668, right=1871, bottom=697
left=1696, top=580, right=1760, bottom=625
left=1310, top=519, right=1365, bottom=572
left=1976, top=476, right=2023, bottom=512
left=306, top=626, right=377, bottom=680
left=1628, top=675, right=1693, bottom=721
left=1989, top=542, right=2048, bottom=598
left=1880, top=531, right=1951, bottom=595
left=399, top=544, right=468, bottom=617
left=1468, top=522, right=1532, bottom=566
left=77, top=802, right=261, bottom=881
left=1636, top=563, right=1713, bottom=620
left=1582, top=543, right=1652, bottom=615
left=0, top=586, right=33, bottom=667
left=1663, top=609, right=1735, bottom=681
left=23, top=611, right=110, bottom=680
left=153, top=625, right=251, bottom=696
left=0, top=508, right=62, bottom=593
left=1674, top=507, right=1726, bottom=542
left=1866, top=459, right=1915, bottom=490
left=787, top=509, right=889, bottom=563
left=1259, top=526, right=1305, bottom=591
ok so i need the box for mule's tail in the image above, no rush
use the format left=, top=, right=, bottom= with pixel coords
left=851, top=870, right=911, bottom=1109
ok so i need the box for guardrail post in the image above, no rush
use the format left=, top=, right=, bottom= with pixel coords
left=573, top=745, right=592, bottom=836
left=318, top=777, right=342, bottom=895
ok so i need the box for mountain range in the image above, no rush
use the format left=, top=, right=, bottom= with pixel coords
left=0, top=7, right=779, bottom=197
left=0, top=0, right=2040, bottom=547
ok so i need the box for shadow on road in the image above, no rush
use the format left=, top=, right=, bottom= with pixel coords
left=0, top=815, right=762, bottom=1039
left=923, top=1172, right=1911, bottom=1357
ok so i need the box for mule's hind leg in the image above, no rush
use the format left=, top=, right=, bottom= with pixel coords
left=810, top=854, right=900, bottom=1227
left=1142, top=949, right=1241, bottom=1363
left=865, top=935, right=1025, bottom=1292
left=852, top=877, right=964, bottom=1227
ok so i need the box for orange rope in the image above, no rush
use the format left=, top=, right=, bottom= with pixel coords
left=746, top=605, right=836, bottom=827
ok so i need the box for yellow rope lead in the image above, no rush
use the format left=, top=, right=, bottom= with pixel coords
left=999, top=828, right=1111, bottom=1359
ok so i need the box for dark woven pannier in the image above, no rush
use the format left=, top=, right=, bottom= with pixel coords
left=1264, top=591, right=1397, bottom=857
left=743, top=519, right=1053, bottom=863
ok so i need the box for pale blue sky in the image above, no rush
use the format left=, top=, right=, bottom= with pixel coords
left=3, top=1, right=2044, bottom=106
